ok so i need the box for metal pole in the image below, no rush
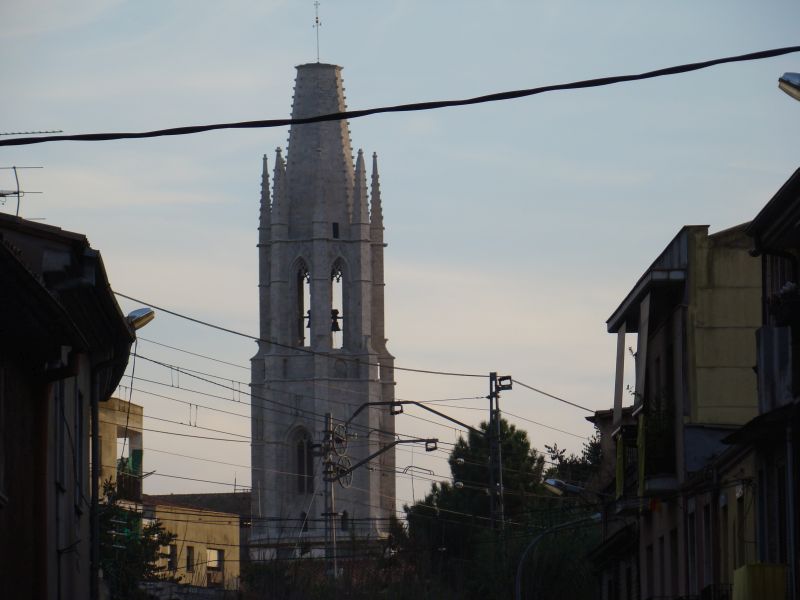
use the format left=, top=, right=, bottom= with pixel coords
left=495, top=376, right=505, bottom=530
left=787, top=423, right=797, bottom=600
left=331, top=475, right=338, bottom=579
left=488, top=372, right=505, bottom=529
left=90, top=371, right=100, bottom=600
left=324, top=413, right=332, bottom=577
left=488, top=373, right=496, bottom=530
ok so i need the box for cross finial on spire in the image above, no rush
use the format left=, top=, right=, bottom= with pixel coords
left=313, top=1, right=322, bottom=63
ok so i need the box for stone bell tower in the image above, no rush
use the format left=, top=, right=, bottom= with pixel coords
left=250, top=63, right=395, bottom=558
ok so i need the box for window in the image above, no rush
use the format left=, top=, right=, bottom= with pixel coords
left=73, top=384, right=85, bottom=511
left=341, top=510, right=349, bottom=532
left=703, top=504, right=712, bottom=586
left=207, top=548, right=223, bottom=571
left=332, top=222, right=340, bottom=238
left=0, top=362, right=6, bottom=506
left=331, top=260, right=344, bottom=349
left=186, top=546, right=194, bottom=572
left=721, top=504, right=729, bottom=580
left=737, top=493, right=746, bottom=566
left=295, top=433, right=314, bottom=494
left=296, top=261, right=311, bottom=346
left=293, top=430, right=314, bottom=494
left=55, top=379, right=66, bottom=491
left=168, top=544, right=177, bottom=571
left=624, top=565, right=632, bottom=600
left=687, top=511, right=697, bottom=594
left=301, top=511, right=309, bottom=532
left=670, top=527, right=679, bottom=595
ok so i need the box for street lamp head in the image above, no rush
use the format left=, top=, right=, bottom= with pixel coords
left=543, top=478, right=587, bottom=496
left=126, top=307, right=155, bottom=331
left=779, top=72, right=800, bottom=102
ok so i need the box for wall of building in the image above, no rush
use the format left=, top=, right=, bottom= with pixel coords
left=687, top=227, right=761, bottom=426
left=151, top=503, right=240, bottom=590
left=97, top=396, right=144, bottom=497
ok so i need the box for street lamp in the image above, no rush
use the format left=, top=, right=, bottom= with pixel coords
left=542, top=478, right=587, bottom=496
left=779, top=72, right=800, bottom=101
left=514, top=513, right=601, bottom=600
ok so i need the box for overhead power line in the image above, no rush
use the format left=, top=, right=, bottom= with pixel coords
left=512, top=379, right=593, bottom=413
left=115, top=291, right=484, bottom=378
left=1, top=46, right=798, bottom=148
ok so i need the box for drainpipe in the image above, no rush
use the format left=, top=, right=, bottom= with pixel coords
left=788, top=422, right=797, bottom=600
left=90, top=366, right=100, bottom=600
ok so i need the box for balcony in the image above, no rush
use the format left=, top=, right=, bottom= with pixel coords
left=641, top=403, right=678, bottom=494
left=756, top=326, right=797, bottom=413
left=116, top=472, right=142, bottom=503
left=116, top=454, right=143, bottom=503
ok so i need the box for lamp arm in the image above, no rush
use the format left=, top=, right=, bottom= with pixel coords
left=332, top=438, right=438, bottom=481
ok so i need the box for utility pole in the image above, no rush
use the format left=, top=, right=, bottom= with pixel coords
left=322, top=413, right=339, bottom=579
left=488, top=372, right=512, bottom=530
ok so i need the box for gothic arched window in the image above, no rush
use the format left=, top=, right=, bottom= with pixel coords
left=340, top=510, right=349, bottom=532
left=331, top=259, right=344, bottom=349
left=295, top=261, right=311, bottom=346
left=295, top=431, right=314, bottom=495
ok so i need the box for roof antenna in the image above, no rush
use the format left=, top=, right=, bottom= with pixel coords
left=313, top=1, right=322, bottom=63
left=0, top=166, right=43, bottom=216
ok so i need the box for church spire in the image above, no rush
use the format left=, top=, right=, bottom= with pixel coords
left=352, top=149, right=369, bottom=226
left=259, top=154, right=271, bottom=245
left=272, top=147, right=288, bottom=229
left=285, top=64, right=354, bottom=237
left=370, top=152, right=383, bottom=239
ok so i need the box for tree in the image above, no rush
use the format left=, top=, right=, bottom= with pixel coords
left=99, top=480, right=177, bottom=600
left=400, top=420, right=604, bottom=599
left=402, top=420, right=548, bottom=598
left=544, top=431, right=603, bottom=486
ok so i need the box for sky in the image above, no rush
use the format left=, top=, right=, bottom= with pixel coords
left=2, top=1, right=800, bottom=514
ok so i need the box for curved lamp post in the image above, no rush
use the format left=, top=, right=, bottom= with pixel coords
left=514, top=513, right=600, bottom=600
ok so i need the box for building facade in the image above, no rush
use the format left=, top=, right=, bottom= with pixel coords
left=600, top=224, right=763, bottom=599
left=733, top=166, right=800, bottom=600
left=0, top=215, right=134, bottom=600
left=250, top=63, right=396, bottom=558
left=144, top=499, right=241, bottom=590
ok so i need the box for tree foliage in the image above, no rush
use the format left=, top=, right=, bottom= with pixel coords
left=99, top=480, right=177, bottom=600
left=398, top=420, right=603, bottom=599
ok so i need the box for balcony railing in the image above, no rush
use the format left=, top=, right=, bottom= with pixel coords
left=644, top=406, right=675, bottom=477
left=116, top=471, right=142, bottom=503
left=756, top=325, right=797, bottom=413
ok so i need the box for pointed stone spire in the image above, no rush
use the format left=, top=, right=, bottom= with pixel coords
left=352, top=149, right=369, bottom=226
left=272, top=147, right=288, bottom=228
left=285, top=64, right=354, bottom=237
left=259, top=154, right=271, bottom=245
left=370, top=152, right=383, bottom=240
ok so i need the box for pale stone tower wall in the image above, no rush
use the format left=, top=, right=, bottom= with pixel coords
left=250, top=63, right=395, bottom=558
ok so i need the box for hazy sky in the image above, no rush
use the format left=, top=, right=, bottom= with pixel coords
left=2, top=1, right=800, bottom=511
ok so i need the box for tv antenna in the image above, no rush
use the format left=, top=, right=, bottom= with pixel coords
left=0, top=166, right=43, bottom=217
left=0, top=130, right=62, bottom=136
left=313, top=1, right=322, bottom=62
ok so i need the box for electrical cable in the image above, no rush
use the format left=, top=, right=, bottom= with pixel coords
left=138, top=336, right=250, bottom=370
left=100, top=419, right=249, bottom=443
left=127, top=341, right=591, bottom=437
left=2, top=46, right=799, bottom=147
left=512, top=378, right=593, bottom=413
left=115, top=292, right=484, bottom=378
